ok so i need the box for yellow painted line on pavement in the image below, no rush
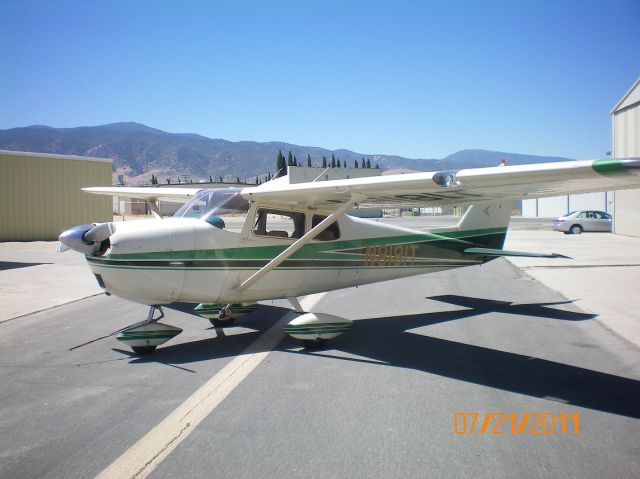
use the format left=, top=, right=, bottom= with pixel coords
left=96, top=293, right=326, bottom=479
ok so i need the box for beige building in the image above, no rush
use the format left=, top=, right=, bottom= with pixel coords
left=611, top=77, right=640, bottom=237
left=0, top=150, right=113, bottom=241
left=287, top=165, right=381, bottom=183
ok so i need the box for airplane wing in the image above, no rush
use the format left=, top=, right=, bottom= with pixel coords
left=83, top=186, right=202, bottom=203
left=241, top=158, right=640, bottom=208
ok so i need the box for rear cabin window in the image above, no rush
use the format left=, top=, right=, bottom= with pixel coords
left=312, top=215, right=340, bottom=241
left=253, top=209, right=305, bottom=239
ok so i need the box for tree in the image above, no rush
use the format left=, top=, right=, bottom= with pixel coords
left=337, top=159, right=341, bottom=168
left=276, top=150, right=286, bottom=177
left=375, top=163, right=380, bottom=169
left=219, top=176, right=224, bottom=182
left=293, top=155, right=298, bottom=166
left=287, top=151, right=294, bottom=167
left=366, top=159, right=371, bottom=169
left=354, top=159, right=359, bottom=168
left=209, top=175, right=213, bottom=183
left=322, top=156, right=327, bottom=168
left=307, top=154, right=312, bottom=167
left=331, top=154, right=336, bottom=168
left=236, top=176, right=241, bottom=183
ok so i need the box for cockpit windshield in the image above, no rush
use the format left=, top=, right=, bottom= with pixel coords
left=173, top=188, right=250, bottom=231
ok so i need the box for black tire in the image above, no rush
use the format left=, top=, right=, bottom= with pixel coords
left=569, top=224, right=583, bottom=235
left=303, top=338, right=328, bottom=349
left=131, top=345, right=157, bottom=355
left=209, top=317, right=236, bottom=328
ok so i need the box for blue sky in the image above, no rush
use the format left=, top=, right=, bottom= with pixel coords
left=1, top=0, right=639, bottom=159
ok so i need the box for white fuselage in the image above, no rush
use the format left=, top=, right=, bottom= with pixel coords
left=86, top=205, right=479, bottom=306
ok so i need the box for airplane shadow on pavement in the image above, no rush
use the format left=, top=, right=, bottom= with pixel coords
left=117, top=296, right=640, bottom=419
left=287, top=295, right=640, bottom=419
left=0, top=261, right=52, bottom=271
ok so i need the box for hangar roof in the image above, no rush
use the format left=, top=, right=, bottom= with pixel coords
left=610, top=77, right=640, bottom=115
left=0, top=149, right=113, bottom=163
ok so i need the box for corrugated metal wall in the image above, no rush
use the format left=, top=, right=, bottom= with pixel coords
left=569, top=192, right=609, bottom=212
left=611, top=80, right=640, bottom=237
left=0, top=151, right=113, bottom=241
left=613, top=103, right=639, bottom=158
left=521, top=192, right=607, bottom=218
left=613, top=189, right=640, bottom=236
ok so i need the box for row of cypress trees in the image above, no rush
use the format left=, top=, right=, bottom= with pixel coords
left=276, top=150, right=378, bottom=178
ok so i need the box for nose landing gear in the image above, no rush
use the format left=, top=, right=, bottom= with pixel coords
left=115, top=305, right=183, bottom=355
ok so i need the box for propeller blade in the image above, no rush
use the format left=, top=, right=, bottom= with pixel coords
left=84, top=222, right=116, bottom=243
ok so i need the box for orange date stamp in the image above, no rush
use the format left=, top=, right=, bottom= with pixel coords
left=454, top=411, right=580, bottom=435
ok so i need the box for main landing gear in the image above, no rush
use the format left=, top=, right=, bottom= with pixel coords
left=193, top=303, right=258, bottom=327
left=115, top=303, right=353, bottom=355
left=283, top=312, right=353, bottom=349
left=115, top=305, right=183, bottom=355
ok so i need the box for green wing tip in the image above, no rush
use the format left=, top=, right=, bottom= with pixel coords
left=592, top=157, right=640, bottom=176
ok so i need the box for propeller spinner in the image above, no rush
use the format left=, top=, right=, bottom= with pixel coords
left=58, top=222, right=115, bottom=255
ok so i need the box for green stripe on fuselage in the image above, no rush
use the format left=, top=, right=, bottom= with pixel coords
left=87, top=227, right=506, bottom=270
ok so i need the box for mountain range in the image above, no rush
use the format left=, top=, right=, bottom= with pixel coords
left=0, top=122, right=573, bottom=184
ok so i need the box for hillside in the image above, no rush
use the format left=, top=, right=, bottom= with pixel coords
left=0, top=122, right=573, bottom=184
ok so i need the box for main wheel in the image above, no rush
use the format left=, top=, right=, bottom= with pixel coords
left=569, top=224, right=583, bottom=235
left=209, top=317, right=236, bottom=328
left=131, top=345, right=157, bottom=355
left=303, top=338, right=328, bottom=349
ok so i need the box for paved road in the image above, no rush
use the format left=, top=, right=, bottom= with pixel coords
left=2, top=257, right=639, bottom=478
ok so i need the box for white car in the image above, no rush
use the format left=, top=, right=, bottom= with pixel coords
left=553, top=210, right=612, bottom=234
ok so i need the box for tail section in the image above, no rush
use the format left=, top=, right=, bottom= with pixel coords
left=456, top=202, right=514, bottom=249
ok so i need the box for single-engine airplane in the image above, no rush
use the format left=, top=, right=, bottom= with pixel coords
left=58, top=158, right=640, bottom=354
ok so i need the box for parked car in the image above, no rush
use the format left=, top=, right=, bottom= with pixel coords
left=553, top=210, right=612, bottom=234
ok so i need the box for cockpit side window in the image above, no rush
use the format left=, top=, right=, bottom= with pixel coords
left=312, top=215, right=340, bottom=241
left=173, top=188, right=249, bottom=232
left=173, top=188, right=249, bottom=219
left=253, top=209, right=306, bottom=239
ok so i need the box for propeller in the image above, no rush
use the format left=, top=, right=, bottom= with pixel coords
left=58, top=222, right=116, bottom=255
left=83, top=222, right=116, bottom=243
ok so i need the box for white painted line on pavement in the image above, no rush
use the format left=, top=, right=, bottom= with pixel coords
left=96, top=293, right=326, bottom=479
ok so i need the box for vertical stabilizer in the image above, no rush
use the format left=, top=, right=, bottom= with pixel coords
left=456, top=202, right=514, bottom=249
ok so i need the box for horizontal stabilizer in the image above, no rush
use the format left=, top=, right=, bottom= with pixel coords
left=464, top=247, right=571, bottom=259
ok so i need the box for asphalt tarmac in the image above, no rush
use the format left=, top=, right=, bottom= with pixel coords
left=1, top=219, right=640, bottom=478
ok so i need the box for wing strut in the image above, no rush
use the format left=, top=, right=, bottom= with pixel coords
left=147, top=199, right=162, bottom=219
left=235, top=194, right=363, bottom=295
